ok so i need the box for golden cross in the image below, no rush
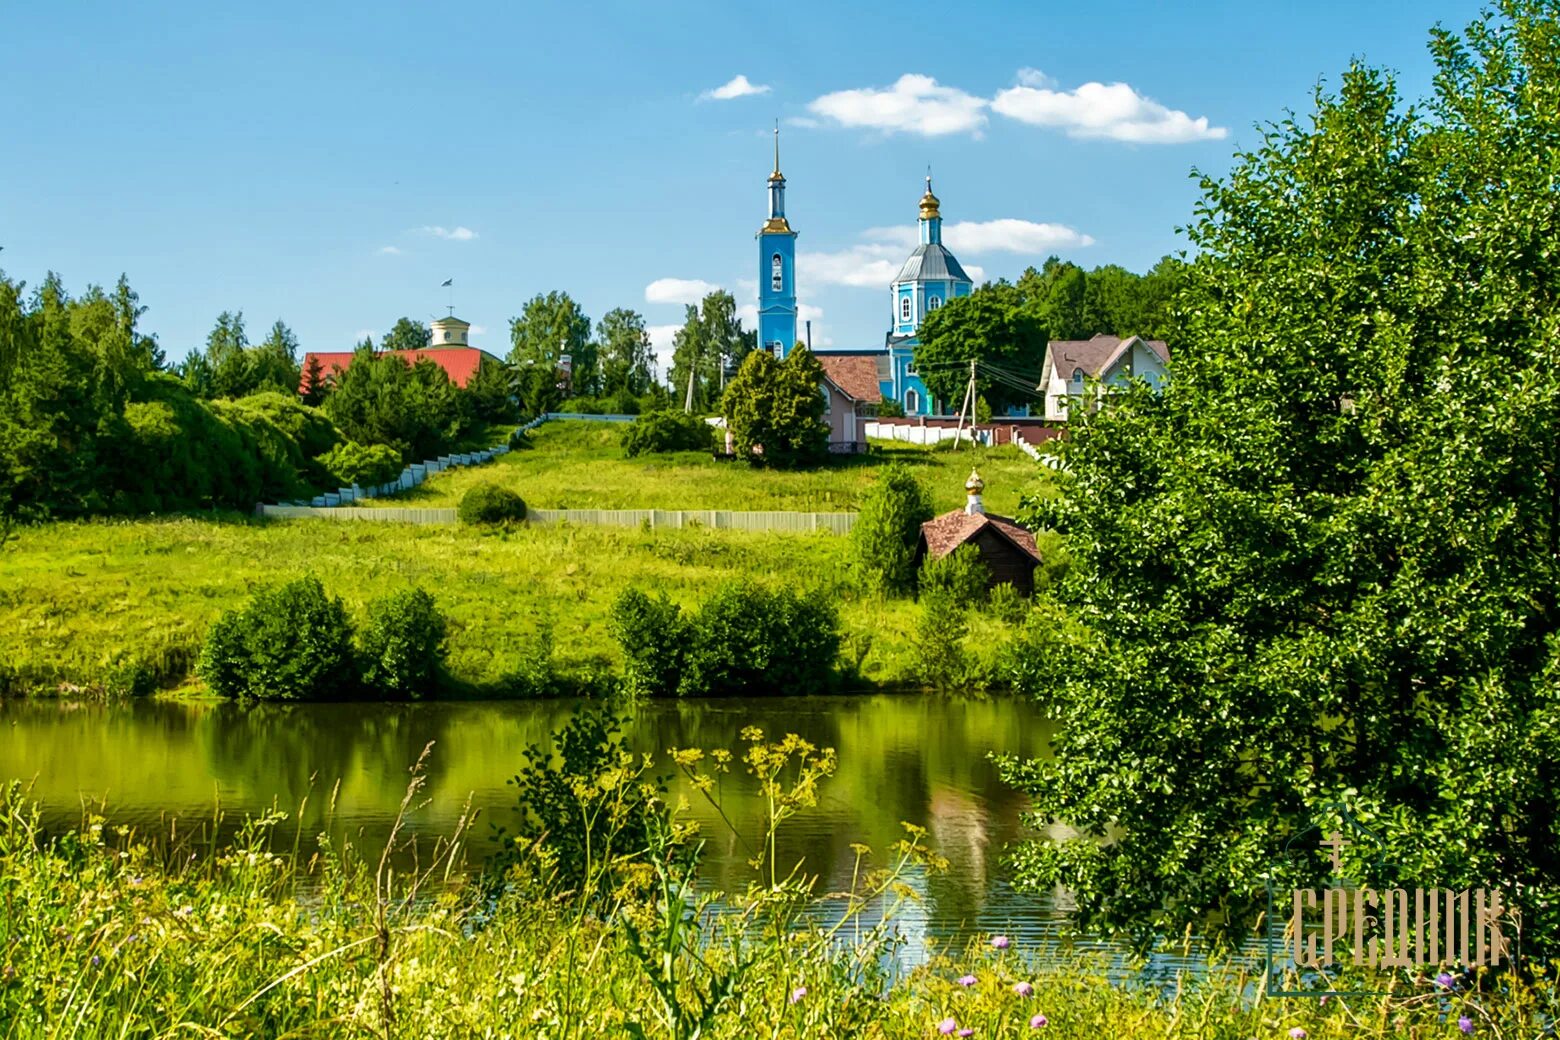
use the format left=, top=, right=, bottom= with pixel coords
left=1320, top=831, right=1351, bottom=874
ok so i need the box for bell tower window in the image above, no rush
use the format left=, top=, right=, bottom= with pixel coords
left=900, top=296, right=911, bottom=322
left=771, top=253, right=784, bottom=292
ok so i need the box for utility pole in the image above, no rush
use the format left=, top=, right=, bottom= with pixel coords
left=952, top=358, right=976, bottom=449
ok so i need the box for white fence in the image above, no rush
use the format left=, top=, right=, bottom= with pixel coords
left=864, top=421, right=993, bottom=446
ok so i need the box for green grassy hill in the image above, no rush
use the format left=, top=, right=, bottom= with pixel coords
left=364, top=421, right=1046, bottom=515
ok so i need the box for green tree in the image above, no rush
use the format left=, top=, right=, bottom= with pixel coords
left=1007, top=1, right=1560, bottom=952
left=913, top=283, right=1046, bottom=414
left=204, top=311, right=252, bottom=399
left=381, top=316, right=432, bottom=353
left=299, top=353, right=328, bottom=405
left=849, top=464, right=934, bottom=595
left=508, top=291, right=595, bottom=397
left=322, top=347, right=468, bottom=461
left=721, top=345, right=828, bottom=468
left=250, top=319, right=301, bottom=396
left=596, top=307, right=654, bottom=397
left=668, top=290, right=753, bottom=410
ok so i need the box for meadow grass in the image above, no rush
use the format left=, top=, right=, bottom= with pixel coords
left=363, top=421, right=1048, bottom=515
left=0, top=515, right=1035, bottom=695
left=1, top=769, right=1550, bottom=1040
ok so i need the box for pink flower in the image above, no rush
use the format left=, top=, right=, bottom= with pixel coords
left=957, top=1031, right=974, bottom=1038
left=1289, top=1029, right=1307, bottom=1039
left=1029, top=1013, right=1048, bottom=1029
left=789, top=986, right=806, bottom=1004
left=991, top=935, right=1010, bottom=949
left=957, top=974, right=977, bottom=987
left=1458, top=1016, right=1474, bottom=1035
left=1013, top=981, right=1034, bottom=997
left=938, top=1018, right=958, bottom=1035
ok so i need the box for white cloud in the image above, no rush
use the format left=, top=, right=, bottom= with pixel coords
left=805, top=69, right=1223, bottom=144
left=807, top=74, right=987, bottom=137
left=418, top=225, right=479, bottom=241
left=376, top=245, right=402, bottom=255
left=864, top=218, right=1094, bottom=253
left=701, top=74, right=771, bottom=101
left=992, top=75, right=1226, bottom=143
left=645, top=277, right=721, bottom=305
left=801, top=243, right=906, bottom=288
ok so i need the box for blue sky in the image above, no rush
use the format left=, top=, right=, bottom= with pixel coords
left=1, top=0, right=1478, bottom=376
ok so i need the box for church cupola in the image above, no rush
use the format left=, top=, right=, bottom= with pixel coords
left=918, top=175, right=942, bottom=245
left=756, top=124, right=799, bottom=358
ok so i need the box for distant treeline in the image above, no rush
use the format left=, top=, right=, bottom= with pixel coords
left=0, top=273, right=524, bottom=522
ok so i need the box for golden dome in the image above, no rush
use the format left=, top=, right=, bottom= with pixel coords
left=919, top=175, right=941, bottom=219
left=965, top=468, right=984, bottom=493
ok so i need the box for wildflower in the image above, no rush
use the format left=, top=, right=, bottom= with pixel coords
left=991, top=935, right=1010, bottom=949
left=790, top=986, right=806, bottom=1005
left=1458, top=1016, right=1473, bottom=1035
left=1289, top=1029, right=1306, bottom=1039
left=1437, top=972, right=1455, bottom=989
left=1013, top=981, right=1034, bottom=997
left=1029, top=1013, right=1048, bottom=1029
left=938, top=1018, right=958, bottom=1035
left=958, top=1031, right=974, bottom=1038
left=90, top=955, right=101, bottom=968
left=957, top=974, right=977, bottom=987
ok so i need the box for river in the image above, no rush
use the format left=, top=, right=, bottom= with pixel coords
left=0, top=693, right=1107, bottom=964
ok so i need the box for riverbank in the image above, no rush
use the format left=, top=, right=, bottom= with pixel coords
left=0, top=780, right=1538, bottom=1039
left=0, top=516, right=1026, bottom=697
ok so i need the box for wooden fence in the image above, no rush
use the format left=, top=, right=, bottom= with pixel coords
left=256, top=504, right=857, bottom=534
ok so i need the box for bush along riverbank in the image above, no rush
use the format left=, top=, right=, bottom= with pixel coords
left=1, top=718, right=1555, bottom=1038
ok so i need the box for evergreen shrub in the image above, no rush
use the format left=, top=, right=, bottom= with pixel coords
left=621, top=410, right=711, bottom=457
left=458, top=482, right=527, bottom=525
left=197, top=577, right=356, bottom=700
left=358, top=587, right=447, bottom=699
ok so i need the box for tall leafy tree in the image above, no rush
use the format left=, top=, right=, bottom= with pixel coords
left=913, top=283, right=1046, bottom=414
left=721, top=344, right=828, bottom=468
left=1007, top=1, right=1560, bottom=952
left=669, top=290, right=757, bottom=410
left=595, top=307, right=654, bottom=397
left=508, top=291, right=595, bottom=396
left=381, top=317, right=432, bottom=353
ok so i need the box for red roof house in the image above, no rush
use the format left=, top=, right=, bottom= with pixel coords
left=298, top=347, right=501, bottom=393
left=914, top=470, right=1042, bottom=595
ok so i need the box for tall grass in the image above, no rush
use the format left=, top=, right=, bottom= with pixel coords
left=1, top=736, right=1553, bottom=1039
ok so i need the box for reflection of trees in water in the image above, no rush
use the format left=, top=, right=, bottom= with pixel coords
left=196, top=701, right=461, bottom=849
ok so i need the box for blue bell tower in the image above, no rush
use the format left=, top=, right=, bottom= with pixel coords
left=757, top=125, right=798, bottom=358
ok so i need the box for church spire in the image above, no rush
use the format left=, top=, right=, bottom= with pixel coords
left=761, top=122, right=792, bottom=234
left=918, top=172, right=942, bottom=245
left=771, top=121, right=782, bottom=180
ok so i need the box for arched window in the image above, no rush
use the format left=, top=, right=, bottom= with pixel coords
left=928, top=296, right=942, bottom=312
left=1071, top=367, right=1085, bottom=391
left=771, top=253, right=784, bottom=292
left=905, top=388, right=920, bottom=413
left=900, top=296, right=912, bottom=322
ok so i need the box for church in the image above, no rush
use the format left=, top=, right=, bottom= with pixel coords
left=757, top=131, right=972, bottom=417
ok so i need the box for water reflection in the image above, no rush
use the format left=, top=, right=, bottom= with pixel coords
left=1, top=694, right=1061, bottom=958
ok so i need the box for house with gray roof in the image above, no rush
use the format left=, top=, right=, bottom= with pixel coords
left=1037, top=333, right=1170, bottom=421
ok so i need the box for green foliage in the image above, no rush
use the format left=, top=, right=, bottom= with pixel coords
left=850, top=464, right=934, bottom=595
left=231, top=392, right=340, bottom=459
left=183, top=313, right=302, bottom=400
left=515, top=359, right=563, bottom=420
left=317, top=440, right=403, bottom=488
left=668, top=290, right=753, bottom=411
left=299, top=353, right=328, bottom=406
left=913, top=588, right=971, bottom=693
left=508, top=291, right=596, bottom=396
left=322, top=346, right=471, bottom=462
left=611, top=588, right=690, bottom=698
left=489, top=708, right=670, bottom=905
left=380, top=315, right=432, bottom=353
left=875, top=398, right=905, bottom=418
left=596, top=307, right=656, bottom=397
left=913, top=284, right=1046, bottom=414
left=1008, top=1, right=1560, bottom=951
left=622, top=409, right=711, bottom=457
left=919, top=544, right=990, bottom=608
left=462, top=356, right=518, bottom=424
left=358, top=587, right=447, bottom=699
left=988, top=582, right=1027, bottom=625
left=720, top=346, right=829, bottom=469
left=457, top=482, right=527, bottom=525
left=198, top=577, right=356, bottom=701
left=613, top=581, right=840, bottom=697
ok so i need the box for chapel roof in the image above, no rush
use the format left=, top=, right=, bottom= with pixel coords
left=918, top=510, right=1040, bottom=563
left=894, top=243, right=972, bottom=285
